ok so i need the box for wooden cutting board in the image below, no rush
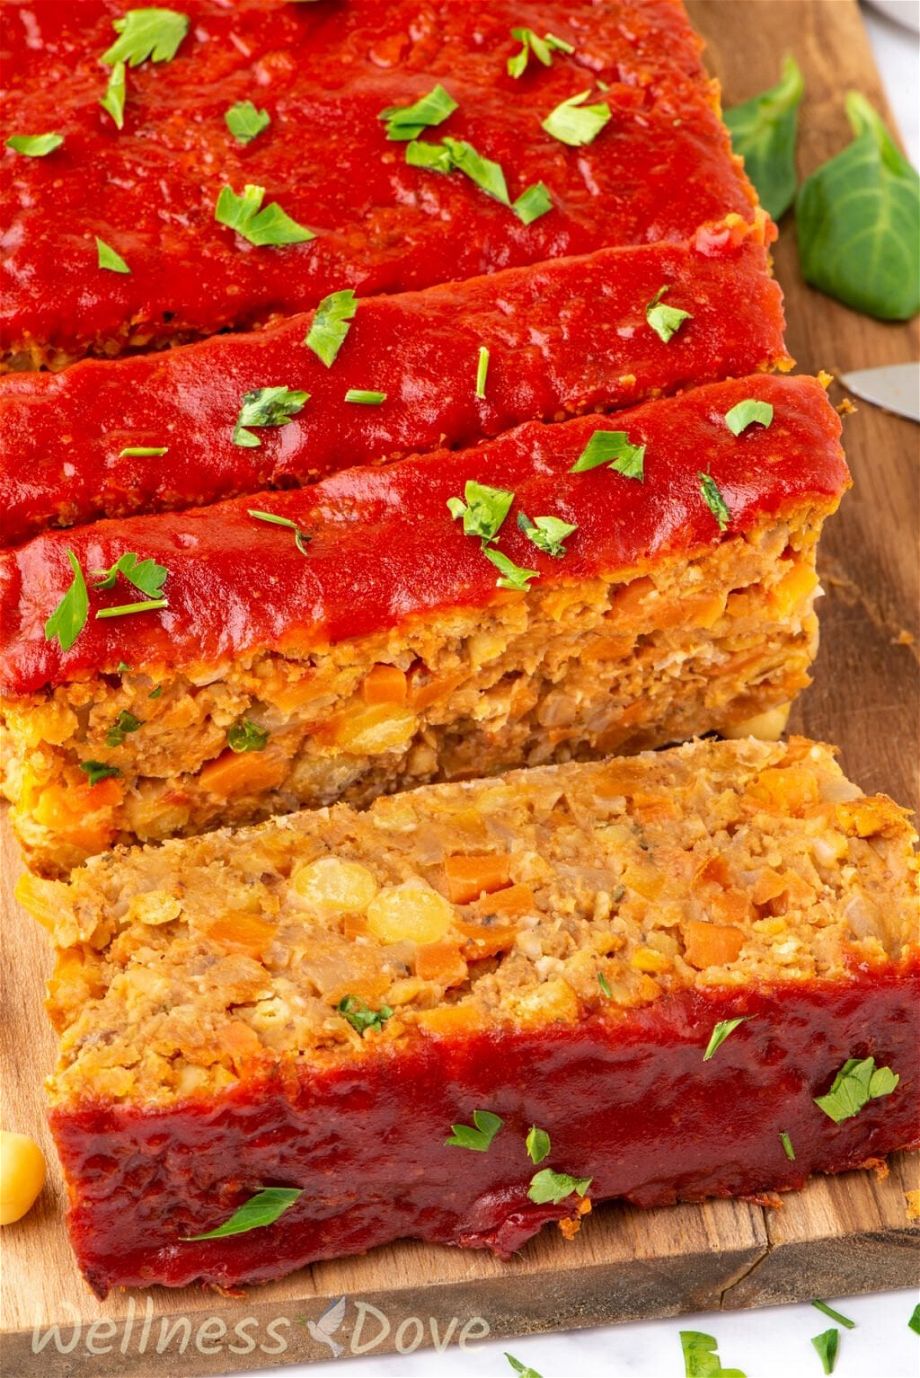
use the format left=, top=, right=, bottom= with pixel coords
left=1, top=1, right=917, bottom=1372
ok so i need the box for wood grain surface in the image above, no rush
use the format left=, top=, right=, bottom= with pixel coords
left=1, top=1, right=918, bottom=1373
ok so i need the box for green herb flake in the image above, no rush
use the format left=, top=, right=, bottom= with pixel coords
left=227, top=719, right=269, bottom=753
left=101, top=7, right=189, bottom=66
left=527, top=1168, right=591, bottom=1205
left=93, top=551, right=168, bottom=597
left=703, top=1016, right=749, bottom=1061
left=814, top=1056, right=900, bottom=1123
left=517, top=511, right=577, bottom=557
left=525, top=1125, right=551, bottom=1164
left=379, top=84, right=457, bottom=141
left=571, top=430, right=645, bottom=479
left=541, top=90, right=611, bottom=147
left=725, top=56, right=804, bottom=220
left=442, top=136, right=510, bottom=205
left=149, top=685, right=163, bottom=698
left=780, top=1130, right=796, bottom=1161
left=225, top=100, right=270, bottom=146
left=337, top=996, right=393, bottom=1036
left=646, top=285, right=693, bottom=343
left=95, top=598, right=167, bottom=620
left=447, top=479, right=514, bottom=543
left=344, top=388, right=386, bottom=405
left=119, top=445, right=168, bottom=457
left=724, top=399, right=774, bottom=435
left=507, top=27, right=574, bottom=79
left=215, top=183, right=315, bottom=248
left=483, top=545, right=539, bottom=591
left=909, top=1303, right=920, bottom=1335
left=505, top=1353, right=544, bottom=1378
left=248, top=508, right=311, bottom=556
left=182, top=1187, right=302, bottom=1241
left=233, top=386, right=309, bottom=447
left=304, top=288, right=358, bottom=367
left=445, top=1109, right=503, bottom=1152
left=475, top=345, right=490, bottom=399
left=405, top=138, right=454, bottom=174
left=679, top=1330, right=747, bottom=1378
left=45, top=550, right=89, bottom=652
left=6, top=132, right=63, bottom=157
left=100, top=61, right=127, bottom=129
left=96, top=237, right=130, bottom=273
left=698, top=472, right=731, bottom=531
left=105, top=711, right=142, bottom=747
left=116, top=661, right=133, bottom=673
left=811, top=1300, right=856, bottom=1330
left=79, top=760, right=121, bottom=786
left=513, top=181, right=553, bottom=225
left=598, top=971, right=612, bottom=998
left=811, top=1329, right=840, bottom=1375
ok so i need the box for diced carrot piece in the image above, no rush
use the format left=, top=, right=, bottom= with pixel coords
left=611, top=576, right=655, bottom=622
left=415, top=941, right=469, bottom=986
left=444, top=853, right=511, bottom=904
left=408, top=670, right=465, bottom=713
left=835, top=798, right=898, bottom=838
left=201, top=911, right=276, bottom=957
left=749, top=766, right=820, bottom=815
left=696, top=854, right=733, bottom=888
left=476, top=883, right=535, bottom=918
left=752, top=869, right=788, bottom=905
left=682, top=920, right=745, bottom=969
left=770, top=561, right=818, bottom=617
left=632, top=791, right=679, bottom=823
left=199, top=748, right=288, bottom=798
left=362, top=664, right=408, bottom=707
left=708, top=889, right=754, bottom=926
left=222, top=1021, right=262, bottom=1063
left=342, top=912, right=368, bottom=940
left=583, top=632, right=636, bottom=663
left=416, top=1005, right=484, bottom=1036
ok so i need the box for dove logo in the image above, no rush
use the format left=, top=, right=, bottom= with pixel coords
left=306, top=1296, right=347, bottom=1358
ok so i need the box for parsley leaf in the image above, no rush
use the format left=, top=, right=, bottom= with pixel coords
left=703, top=1016, right=749, bottom=1061
left=96, top=237, right=130, bottom=273
left=227, top=720, right=269, bottom=753
left=475, top=345, right=490, bottom=399
left=571, top=430, right=645, bottom=478
left=527, top=1168, right=591, bottom=1205
left=344, top=388, right=386, bottom=405
left=233, top=386, right=308, bottom=447
left=80, top=760, right=121, bottom=786
left=105, top=711, right=142, bottom=747
left=215, top=183, right=314, bottom=247
left=724, top=399, right=775, bottom=435
left=679, top=1330, right=747, bottom=1378
left=304, top=288, right=358, bottom=367
left=517, top=512, right=577, bottom=558
left=542, top=90, right=611, bottom=147
left=442, top=136, right=510, bottom=204
left=445, top=1109, right=503, bottom=1152
left=505, top=1354, right=544, bottom=1378
left=526, top=1126, right=551, bottom=1164
left=780, top=1130, right=796, bottom=1161
left=909, top=1303, right=920, bottom=1335
left=512, top=181, right=553, bottom=224
left=698, top=472, right=731, bottom=531
left=248, top=508, right=311, bottom=556
left=811, top=1301, right=855, bottom=1330
left=405, top=139, right=454, bottom=174
left=45, top=550, right=89, bottom=652
left=100, top=61, right=126, bottom=129
left=101, top=8, right=189, bottom=66
left=646, top=285, right=693, bottom=343
left=93, top=551, right=168, bottom=597
left=95, top=598, right=167, bottom=620
left=447, top=480, right=514, bottom=543
left=379, top=84, right=457, bottom=141
left=337, top=996, right=393, bottom=1036
left=225, top=100, right=271, bottom=145
left=507, top=27, right=574, bottom=79
left=119, top=445, right=168, bottom=457
left=182, top=1187, right=302, bottom=1241
left=598, top=971, right=612, bottom=998
left=814, top=1056, right=900, bottom=1123
left=811, top=1329, right=840, bottom=1375
left=483, top=546, right=539, bottom=591
left=6, top=133, right=63, bottom=157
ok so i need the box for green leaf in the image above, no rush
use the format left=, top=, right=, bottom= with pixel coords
left=505, top=1353, right=544, bottom=1378
left=483, top=546, right=539, bottom=591
left=527, top=1168, right=591, bottom=1205
left=93, top=551, right=168, bottom=597
left=570, top=430, right=645, bottom=479
left=119, top=445, right=168, bottom=457
left=45, top=550, right=89, bottom=652
left=525, top=1126, right=551, bottom=1164
left=447, top=479, right=514, bottom=543
left=703, top=1016, right=749, bottom=1061
left=909, top=1303, right=920, bottom=1335
left=796, top=92, right=920, bottom=320
left=724, top=56, right=804, bottom=220
left=304, top=289, right=358, bottom=367
left=725, top=399, right=774, bottom=435
left=646, top=285, right=693, bottom=343
left=405, top=139, right=454, bottom=174
left=105, top=711, right=142, bottom=747
left=6, top=132, right=63, bottom=157
left=100, top=61, right=127, bottom=129
left=442, top=136, right=510, bottom=205
left=225, top=100, right=271, bottom=145
left=679, top=1330, right=747, bottom=1378
left=516, top=511, right=577, bottom=558
left=507, top=27, right=574, bottom=79
left=811, top=1329, right=840, bottom=1375
left=445, top=1109, right=503, bottom=1152
left=541, top=90, right=610, bottom=147
left=475, top=345, right=490, bottom=399
left=233, top=386, right=309, bottom=447
left=227, top=720, right=269, bottom=753
left=102, top=8, right=189, bottom=66
left=337, top=996, right=393, bottom=1036
left=814, top=1055, right=900, bottom=1123
left=79, top=760, right=121, bottom=786
left=215, top=183, right=314, bottom=247
left=513, top=181, right=553, bottom=225
left=698, top=472, right=731, bottom=531
left=95, top=598, right=167, bottom=620
left=811, top=1300, right=856, bottom=1330
left=344, top=389, right=386, bottom=405
left=598, top=971, right=612, bottom=998
left=96, top=237, right=130, bottom=273
left=780, top=1130, right=796, bottom=1161
left=182, top=1187, right=302, bottom=1241
left=379, top=84, right=457, bottom=141
left=248, top=508, right=311, bottom=556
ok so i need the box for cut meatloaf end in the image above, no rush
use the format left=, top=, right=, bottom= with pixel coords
left=0, top=214, right=788, bottom=546
left=26, top=736, right=920, bottom=1296
left=0, top=374, right=849, bottom=875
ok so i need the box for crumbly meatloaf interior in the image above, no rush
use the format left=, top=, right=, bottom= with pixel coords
left=31, top=736, right=918, bottom=1108
left=1, top=510, right=832, bottom=875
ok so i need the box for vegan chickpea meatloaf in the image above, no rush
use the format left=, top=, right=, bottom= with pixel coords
left=0, top=375, right=849, bottom=874
left=25, top=737, right=920, bottom=1296
left=0, top=214, right=788, bottom=545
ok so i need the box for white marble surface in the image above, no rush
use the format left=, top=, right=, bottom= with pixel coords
left=237, top=9, right=920, bottom=1377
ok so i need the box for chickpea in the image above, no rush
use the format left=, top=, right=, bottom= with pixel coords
left=366, top=881, right=454, bottom=945
left=0, top=1131, right=46, bottom=1225
left=291, top=857, right=379, bottom=916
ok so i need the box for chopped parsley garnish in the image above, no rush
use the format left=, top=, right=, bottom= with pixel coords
left=149, top=685, right=163, bottom=698
left=811, top=1329, right=840, bottom=1375
left=512, top=181, right=553, bottom=224
left=483, top=546, right=539, bottom=591
left=182, top=1187, right=302, bottom=1241
left=679, top=1331, right=746, bottom=1378
left=95, top=237, right=130, bottom=273
left=811, top=1301, right=855, bottom=1330
left=379, top=84, right=457, bottom=141
left=215, top=183, right=314, bottom=247
left=93, top=551, right=168, bottom=598
left=909, top=1303, right=920, bottom=1335
left=100, top=61, right=126, bottom=129
left=698, top=472, right=731, bottom=531
left=541, top=90, right=611, bottom=147
left=404, top=136, right=547, bottom=222
left=780, top=1130, right=796, bottom=1161
left=447, top=480, right=514, bottom=543
left=225, top=100, right=271, bottom=145
left=101, top=8, right=189, bottom=66
left=442, top=136, right=509, bottom=204
left=227, top=720, right=269, bottom=753
left=95, top=598, right=167, bottom=620
left=527, top=1168, right=591, bottom=1205
left=105, top=711, right=142, bottom=747
left=80, top=760, right=121, bottom=786
left=475, top=345, right=490, bottom=399
left=45, top=550, right=89, bottom=652
left=814, top=1056, right=899, bottom=1123
left=507, top=27, right=574, bottom=79
left=5, top=133, right=63, bottom=157
left=119, top=445, right=168, bottom=457
left=646, top=285, right=693, bottom=343
left=304, top=288, right=358, bottom=367
left=505, top=1354, right=543, bottom=1378
left=724, top=399, right=775, bottom=435
left=116, top=661, right=132, bottom=672
left=703, top=1016, right=749, bottom=1061
left=232, top=386, right=309, bottom=447
left=344, top=388, right=386, bottom=405
left=525, top=1126, right=551, bottom=1164
left=446, top=1110, right=503, bottom=1152
left=598, top=971, right=612, bottom=998
left=337, top=996, right=393, bottom=1036
left=248, top=508, right=311, bottom=556
left=517, top=512, right=577, bottom=558
left=571, top=430, right=645, bottom=479
left=405, top=139, right=454, bottom=174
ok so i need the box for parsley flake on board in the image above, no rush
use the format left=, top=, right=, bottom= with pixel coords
left=646, top=285, right=693, bottom=343
left=698, top=472, right=731, bottom=531
left=679, top=1330, right=746, bottom=1378
left=105, top=711, right=142, bottom=747
left=119, top=445, right=168, bottom=457
left=541, top=90, right=611, bottom=147
left=344, top=388, right=386, bottom=405
left=475, top=345, right=490, bottom=399
left=44, top=550, right=89, bottom=652
left=95, top=237, right=130, bottom=273
left=814, top=1056, right=899, bottom=1123
left=483, top=546, right=539, bottom=591
left=724, top=399, right=775, bottom=435
left=182, top=1187, right=302, bottom=1241
left=516, top=511, right=577, bottom=558
left=248, top=509, right=311, bottom=556
left=304, top=288, right=358, bottom=367
left=512, top=181, right=553, bottom=224
left=379, top=84, right=457, bottom=141
left=225, top=100, right=271, bottom=145
left=227, top=720, right=269, bottom=753
left=232, top=386, right=308, bottom=446
left=703, top=1016, right=749, bottom=1061
left=527, top=1168, right=591, bottom=1205
left=811, top=1329, right=840, bottom=1375
left=93, top=551, right=168, bottom=597
left=507, top=27, right=573, bottom=79
left=80, top=760, right=121, bottom=786
left=525, top=1126, right=551, bottom=1164
left=570, top=430, right=645, bottom=479
left=445, top=1109, right=503, bottom=1152
left=101, top=8, right=189, bottom=66
left=447, top=480, right=514, bottom=543
left=337, top=996, right=393, bottom=1036
left=215, top=183, right=314, bottom=247
left=779, top=1130, right=796, bottom=1161
left=505, top=1354, right=544, bottom=1378
left=100, top=61, right=126, bottom=129
left=5, top=133, right=63, bottom=157
left=811, top=1300, right=855, bottom=1330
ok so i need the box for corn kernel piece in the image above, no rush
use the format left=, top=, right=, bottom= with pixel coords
left=366, top=881, right=454, bottom=945
left=0, top=1131, right=46, bottom=1226
left=333, top=703, right=418, bottom=753
left=291, top=857, right=379, bottom=916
